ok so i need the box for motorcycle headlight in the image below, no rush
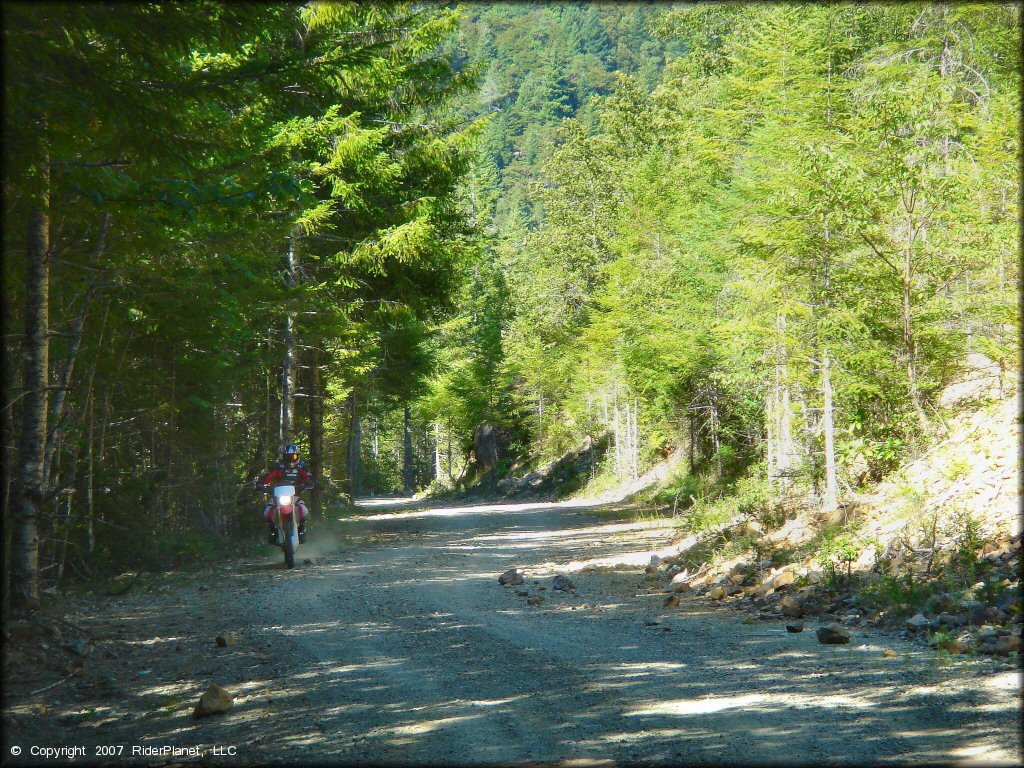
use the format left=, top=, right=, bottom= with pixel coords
left=278, top=495, right=292, bottom=506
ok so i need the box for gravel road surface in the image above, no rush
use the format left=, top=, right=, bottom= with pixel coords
left=3, top=497, right=1021, bottom=765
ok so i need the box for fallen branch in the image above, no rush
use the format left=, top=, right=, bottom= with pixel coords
left=28, top=674, right=74, bottom=696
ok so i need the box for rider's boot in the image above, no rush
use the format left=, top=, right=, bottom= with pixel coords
left=298, top=519, right=307, bottom=543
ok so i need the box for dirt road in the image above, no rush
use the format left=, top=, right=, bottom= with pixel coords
left=3, top=498, right=1021, bottom=765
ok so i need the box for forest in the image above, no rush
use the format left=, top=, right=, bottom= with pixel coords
left=3, top=2, right=1020, bottom=610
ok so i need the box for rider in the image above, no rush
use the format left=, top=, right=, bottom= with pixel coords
left=259, top=443, right=314, bottom=544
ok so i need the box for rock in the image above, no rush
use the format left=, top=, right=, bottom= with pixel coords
left=192, top=685, right=234, bottom=718
left=991, top=635, right=1022, bottom=656
left=752, top=584, right=776, bottom=599
left=947, top=641, right=970, bottom=654
left=663, top=595, right=680, bottom=608
left=971, top=605, right=1007, bottom=625
left=303, top=558, right=313, bottom=565
left=772, top=571, right=795, bottom=590
left=215, top=632, right=237, bottom=648
left=786, top=621, right=804, bottom=633
left=649, top=555, right=663, bottom=568
left=882, top=649, right=898, bottom=658
left=673, top=581, right=692, bottom=594
left=498, top=568, right=525, bottom=586
left=552, top=575, right=575, bottom=592
left=709, top=586, right=726, bottom=600
left=855, top=546, right=877, bottom=570
left=527, top=595, right=544, bottom=607
left=725, top=585, right=744, bottom=597
left=780, top=595, right=804, bottom=618
left=905, top=614, right=931, bottom=633
left=63, top=638, right=89, bottom=656
left=515, top=591, right=529, bottom=597
left=63, top=658, right=86, bottom=677
left=817, top=623, right=851, bottom=645
left=670, top=570, right=690, bottom=585
left=728, top=572, right=745, bottom=586
left=936, top=612, right=966, bottom=629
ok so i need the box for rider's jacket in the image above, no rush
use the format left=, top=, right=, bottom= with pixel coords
left=260, top=461, right=314, bottom=491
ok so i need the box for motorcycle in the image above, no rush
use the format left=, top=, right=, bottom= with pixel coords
left=268, top=484, right=301, bottom=568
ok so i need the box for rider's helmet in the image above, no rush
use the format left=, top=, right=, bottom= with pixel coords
left=284, top=444, right=299, bottom=469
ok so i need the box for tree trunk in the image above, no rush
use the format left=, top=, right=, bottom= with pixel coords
left=403, top=404, right=413, bottom=495
left=43, top=214, right=107, bottom=492
left=279, top=229, right=300, bottom=452
left=434, top=423, right=442, bottom=483
left=347, top=390, right=361, bottom=499
left=446, top=416, right=452, bottom=483
left=10, top=145, right=50, bottom=611
left=822, top=351, right=838, bottom=512
left=85, top=391, right=95, bottom=556
left=306, top=347, right=324, bottom=515
left=903, top=265, right=928, bottom=430
left=613, top=382, right=622, bottom=479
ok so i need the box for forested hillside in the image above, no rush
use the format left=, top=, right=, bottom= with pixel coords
left=3, top=2, right=1019, bottom=609
left=415, top=2, right=1020, bottom=506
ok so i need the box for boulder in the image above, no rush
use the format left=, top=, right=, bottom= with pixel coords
left=725, top=585, right=744, bottom=597
left=882, top=649, right=898, bottom=658
left=785, top=621, right=804, bottom=633
left=771, top=571, right=795, bottom=590
left=670, top=570, right=690, bottom=585
left=816, top=623, right=851, bottom=645
left=527, top=595, right=544, bottom=607
left=552, top=575, right=575, bottom=592
left=986, top=634, right=1022, bottom=656
left=904, top=614, right=931, bottom=633
left=498, top=568, right=525, bottom=586
left=946, top=641, right=970, bottom=654
left=664, top=595, right=680, bottom=608
left=192, top=685, right=234, bottom=719
left=752, top=584, right=776, bottom=599
left=673, top=581, right=692, bottom=594
left=709, top=586, right=726, bottom=600
left=215, top=632, right=237, bottom=648
left=935, top=613, right=965, bottom=629
left=780, top=595, right=804, bottom=618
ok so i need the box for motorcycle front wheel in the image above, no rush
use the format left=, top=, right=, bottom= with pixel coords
left=283, top=533, right=295, bottom=569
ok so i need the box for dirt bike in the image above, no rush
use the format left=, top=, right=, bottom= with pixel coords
left=267, top=484, right=302, bottom=568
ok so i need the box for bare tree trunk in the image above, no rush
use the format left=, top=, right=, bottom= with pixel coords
left=403, top=404, right=413, bottom=495
left=711, top=405, right=722, bottom=481
left=766, top=390, right=775, bottom=491
left=85, top=391, right=95, bottom=556
left=10, top=143, right=50, bottom=610
left=434, top=423, right=442, bottom=482
left=43, top=214, right=108, bottom=491
left=822, top=351, right=838, bottom=512
left=903, top=254, right=927, bottom=430
left=632, top=396, right=640, bottom=481
left=537, top=393, right=543, bottom=454
left=279, top=229, right=300, bottom=452
left=446, top=417, right=452, bottom=483
left=307, top=347, right=324, bottom=515
left=613, top=382, right=622, bottom=479
left=347, top=390, right=361, bottom=498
